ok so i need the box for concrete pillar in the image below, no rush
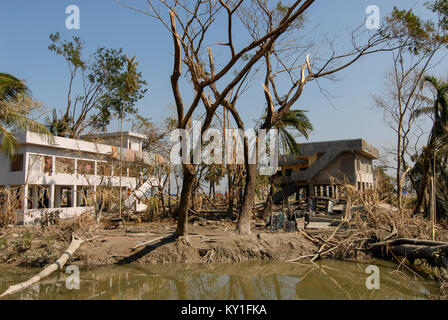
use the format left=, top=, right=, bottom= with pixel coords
left=49, top=184, right=55, bottom=208
left=32, top=185, right=38, bottom=209
left=72, top=185, right=77, bottom=207
left=52, top=156, right=56, bottom=175
left=308, top=184, right=315, bottom=197
left=55, top=186, right=61, bottom=208
left=22, top=184, right=28, bottom=213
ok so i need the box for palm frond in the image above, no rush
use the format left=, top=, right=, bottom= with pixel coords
left=0, top=126, right=17, bottom=158
left=0, top=73, right=30, bottom=102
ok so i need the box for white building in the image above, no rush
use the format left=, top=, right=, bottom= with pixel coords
left=0, top=131, right=161, bottom=224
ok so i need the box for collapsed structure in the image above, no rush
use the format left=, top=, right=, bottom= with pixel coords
left=0, top=131, right=161, bottom=224
left=274, top=138, right=379, bottom=204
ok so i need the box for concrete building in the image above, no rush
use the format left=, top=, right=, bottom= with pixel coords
left=273, top=138, right=379, bottom=203
left=0, top=131, right=161, bottom=224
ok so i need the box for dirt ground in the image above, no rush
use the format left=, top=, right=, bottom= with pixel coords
left=0, top=217, right=330, bottom=267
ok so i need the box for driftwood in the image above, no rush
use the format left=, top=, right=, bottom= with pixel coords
left=0, top=234, right=98, bottom=298
left=369, top=238, right=448, bottom=268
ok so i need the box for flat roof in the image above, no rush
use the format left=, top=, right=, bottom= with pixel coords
left=279, top=138, right=379, bottom=164
left=82, top=131, right=147, bottom=140
left=14, top=131, right=161, bottom=165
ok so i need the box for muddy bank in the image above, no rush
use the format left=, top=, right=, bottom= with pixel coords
left=0, top=219, right=321, bottom=267
left=126, top=232, right=316, bottom=265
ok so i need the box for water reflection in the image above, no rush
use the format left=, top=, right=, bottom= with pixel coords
left=0, top=260, right=441, bottom=300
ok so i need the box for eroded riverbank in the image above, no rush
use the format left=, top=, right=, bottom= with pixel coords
left=0, top=221, right=321, bottom=266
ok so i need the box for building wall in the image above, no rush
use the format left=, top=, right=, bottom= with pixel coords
left=312, top=151, right=357, bottom=185
left=0, top=149, right=26, bottom=186
left=354, top=153, right=374, bottom=189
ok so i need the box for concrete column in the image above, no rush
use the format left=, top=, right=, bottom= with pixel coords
left=308, top=184, right=315, bottom=197
left=52, top=156, right=56, bottom=175
left=22, top=184, right=28, bottom=213
left=32, top=185, right=38, bottom=209
left=72, top=185, right=77, bottom=207
left=49, top=184, right=55, bottom=208
left=56, top=186, right=61, bottom=208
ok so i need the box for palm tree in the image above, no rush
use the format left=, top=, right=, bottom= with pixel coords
left=411, top=76, right=448, bottom=217
left=262, top=109, right=313, bottom=216
left=0, top=73, right=29, bottom=102
left=0, top=73, right=52, bottom=157
left=45, top=109, right=72, bottom=137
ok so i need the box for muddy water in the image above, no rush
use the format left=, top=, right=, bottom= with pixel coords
left=0, top=259, right=441, bottom=300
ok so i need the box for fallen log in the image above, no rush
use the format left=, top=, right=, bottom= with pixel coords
left=0, top=234, right=97, bottom=298
left=369, top=238, right=448, bottom=268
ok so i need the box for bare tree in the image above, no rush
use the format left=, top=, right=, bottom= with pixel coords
left=122, top=0, right=317, bottom=236
left=373, top=6, right=447, bottom=211
left=221, top=3, right=422, bottom=234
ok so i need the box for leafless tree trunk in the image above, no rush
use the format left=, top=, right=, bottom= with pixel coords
left=373, top=44, right=441, bottom=211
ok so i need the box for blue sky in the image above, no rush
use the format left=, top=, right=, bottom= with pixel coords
left=1, top=0, right=445, bottom=162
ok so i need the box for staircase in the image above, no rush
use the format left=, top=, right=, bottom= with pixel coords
left=273, top=149, right=341, bottom=204
left=124, top=178, right=159, bottom=212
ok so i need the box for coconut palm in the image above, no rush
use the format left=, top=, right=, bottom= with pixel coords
left=0, top=73, right=52, bottom=157
left=273, top=109, right=313, bottom=156
left=411, top=76, right=448, bottom=217
left=262, top=109, right=313, bottom=216
left=0, top=73, right=29, bottom=102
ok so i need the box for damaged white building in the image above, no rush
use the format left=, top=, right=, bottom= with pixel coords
left=0, top=131, right=161, bottom=224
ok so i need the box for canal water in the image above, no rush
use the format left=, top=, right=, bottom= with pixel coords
left=0, top=259, right=441, bottom=300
